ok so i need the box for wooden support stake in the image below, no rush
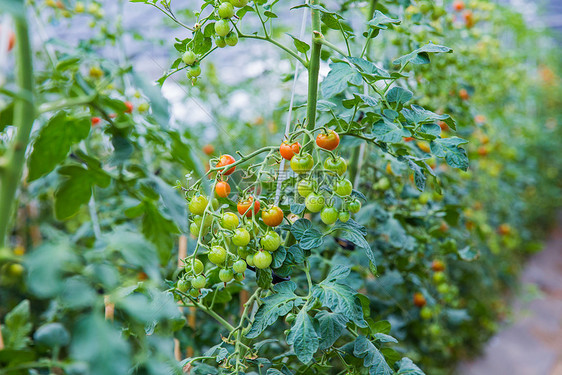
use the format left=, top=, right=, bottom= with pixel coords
left=104, top=295, right=114, bottom=321
left=0, top=324, right=5, bottom=350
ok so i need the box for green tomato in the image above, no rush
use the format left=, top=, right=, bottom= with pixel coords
left=189, top=195, right=208, bottom=215
left=433, top=271, right=446, bottom=284
left=221, top=212, right=239, bottom=230
left=232, top=228, right=251, bottom=246
left=419, top=192, right=431, bottom=204
left=377, top=177, right=390, bottom=190
left=237, top=246, right=249, bottom=258
left=225, top=32, right=238, bottom=46
left=234, top=272, right=245, bottom=281
left=189, top=288, right=200, bottom=298
left=334, top=179, right=353, bottom=196
left=246, top=254, right=255, bottom=267
left=186, top=258, right=204, bottom=275
left=437, top=283, right=450, bottom=295
left=233, top=259, right=247, bottom=274
left=191, top=275, right=206, bottom=289
left=339, top=211, right=351, bottom=223
left=290, top=153, right=314, bottom=174
left=253, top=251, right=273, bottom=269
left=323, top=156, right=347, bottom=176
left=218, top=2, right=235, bottom=18
left=348, top=199, right=361, bottom=214
left=219, top=268, right=234, bottom=283
left=215, top=19, right=231, bottom=37
left=208, top=245, right=227, bottom=265
left=297, top=179, right=316, bottom=197
left=305, top=193, right=325, bottom=212
left=429, top=323, right=442, bottom=336
left=215, top=36, right=227, bottom=48
left=420, top=306, right=432, bottom=320
left=189, top=222, right=204, bottom=237
left=320, top=206, right=339, bottom=225
left=177, top=279, right=190, bottom=292
left=187, top=64, right=201, bottom=78
left=260, top=231, right=281, bottom=252
left=230, top=0, right=248, bottom=6
left=182, top=50, right=197, bottom=65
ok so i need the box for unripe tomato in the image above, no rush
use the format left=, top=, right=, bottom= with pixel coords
left=191, top=258, right=205, bottom=275
left=138, top=103, right=149, bottom=113
left=334, top=179, right=353, bottom=196
left=348, top=199, right=361, bottom=214
left=187, top=64, right=201, bottom=78
left=260, top=231, right=281, bottom=252
left=237, top=196, right=260, bottom=218
left=416, top=141, right=431, bottom=153
left=219, top=268, right=234, bottom=283
left=279, top=141, right=301, bottom=160
left=215, top=181, right=231, bottom=198
left=75, top=1, right=85, bottom=13
left=320, top=206, right=339, bottom=225
left=498, top=223, right=511, bottom=236
left=285, top=313, right=296, bottom=324
left=189, top=222, right=205, bottom=237
left=233, top=259, right=247, bottom=274
left=419, top=192, right=431, bottom=204
left=376, top=177, right=390, bottom=190
left=232, top=228, right=251, bottom=246
left=231, top=0, right=248, bottom=7
left=261, top=206, right=284, bottom=227
left=215, top=36, right=227, bottom=48
left=124, top=101, right=134, bottom=113
left=189, top=195, right=208, bottom=215
left=221, top=212, right=239, bottom=230
left=324, top=156, right=347, bottom=176
left=338, top=211, right=350, bottom=223
left=182, top=50, right=197, bottom=65
left=253, top=251, right=272, bottom=269
left=290, top=153, right=314, bottom=174
left=297, top=179, right=316, bottom=197
left=225, top=32, right=238, bottom=46
left=429, top=323, right=442, bottom=336
left=305, top=193, right=325, bottom=213
left=216, top=154, right=236, bottom=175
left=234, top=272, right=245, bottom=281
left=218, top=2, right=235, bottom=18
left=189, top=288, right=200, bottom=298
left=177, top=279, right=190, bottom=292
left=215, top=19, right=231, bottom=37
left=91, top=117, right=101, bottom=126
left=413, top=292, right=426, bottom=307
left=191, top=275, right=207, bottom=289
left=420, top=306, right=432, bottom=319
left=433, top=271, right=446, bottom=284
left=246, top=254, right=255, bottom=267
left=208, top=246, right=227, bottom=265
left=315, top=129, right=340, bottom=150
left=437, top=283, right=450, bottom=294
left=431, top=260, right=446, bottom=272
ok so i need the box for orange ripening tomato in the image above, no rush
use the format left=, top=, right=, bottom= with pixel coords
left=404, top=137, right=414, bottom=142
left=91, top=117, right=101, bottom=127
left=453, top=0, right=465, bottom=11
left=215, top=181, right=231, bottom=198
left=416, top=141, right=431, bottom=153
left=477, top=146, right=489, bottom=156
left=438, top=121, right=449, bottom=132
left=279, top=141, right=301, bottom=160
left=463, top=10, right=474, bottom=28
left=386, top=162, right=394, bottom=175
left=0, top=27, right=15, bottom=52
left=498, top=223, right=511, bottom=236
left=413, top=292, right=426, bottom=307
left=203, top=144, right=215, bottom=155
left=459, top=89, right=470, bottom=100
left=261, top=206, right=284, bottom=227
left=216, top=154, right=236, bottom=175
left=124, top=101, right=134, bottom=113
left=474, top=114, right=486, bottom=124
left=431, top=260, right=446, bottom=272
left=316, top=130, right=340, bottom=150
left=237, top=196, right=260, bottom=218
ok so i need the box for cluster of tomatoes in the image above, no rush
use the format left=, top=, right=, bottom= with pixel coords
left=177, top=128, right=362, bottom=297
left=182, top=0, right=248, bottom=82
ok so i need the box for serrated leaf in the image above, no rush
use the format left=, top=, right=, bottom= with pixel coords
left=257, top=268, right=273, bottom=289
left=372, top=119, right=409, bottom=143
left=396, top=358, right=425, bottom=375
left=299, top=228, right=324, bottom=250
left=3, top=300, right=32, bottom=350
left=354, top=335, right=393, bottom=375
left=246, top=282, right=299, bottom=338
left=287, top=310, right=319, bottom=363
left=321, top=62, right=362, bottom=98
left=316, top=311, right=347, bottom=349
left=272, top=246, right=287, bottom=268
left=367, top=11, right=400, bottom=30
left=290, top=219, right=313, bottom=240
left=386, top=87, right=413, bottom=104
left=287, top=34, right=309, bottom=54
left=393, top=42, right=452, bottom=66
left=430, top=137, right=469, bottom=171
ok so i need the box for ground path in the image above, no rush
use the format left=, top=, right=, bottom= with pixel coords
left=459, top=214, right=562, bottom=375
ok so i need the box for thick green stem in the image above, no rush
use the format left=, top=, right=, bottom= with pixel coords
left=0, top=16, right=35, bottom=247
left=304, top=0, right=322, bottom=150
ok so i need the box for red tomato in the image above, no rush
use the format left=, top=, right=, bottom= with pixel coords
left=279, top=141, right=301, bottom=160
left=453, top=0, right=465, bottom=11
left=316, top=130, right=340, bottom=150
left=216, top=154, right=236, bottom=175
left=91, top=117, right=101, bottom=127
left=431, top=260, right=446, bottom=272
left=0, top=27, right=15, bottom=52
left=459, top=89, right=470, bottom=100
left=413, top=292, right=426, bottom=307
left=124, top=101, right=134, bottom=113
left=203, top=144, right=215, bottom=155
left=237, top=196, right=260, bottom=218
left=404, top=137, right=414, bottom=142
left=215, top=180, right=231, bottom=198
left=261, top=206, right=284, bottom=227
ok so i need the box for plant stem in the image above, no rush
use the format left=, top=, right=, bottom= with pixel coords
left=38, top=94, right=97, bottom=113
left=238, top=34, right=308, bottom=68
left=304, top=0, right=322, bottom=150
left=0, top=16, right=35, bottom=247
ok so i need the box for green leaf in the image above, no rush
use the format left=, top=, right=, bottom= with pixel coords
left=0, top=101, right=14, bottom=131
left=402, top=105, right=450, bottom=125
left=346, top=56, right=391, bottom=80
left=316, top=311, right=347, bottom=349
left=386, top=87, right=413, bottom=104
left=28, top=112, right=90, bottom=181
left=396, top=357, right=425, bottom=375
left=312, top=265, right=365, bottom=326
left=393, top=42, right=452, bottom=66
left=430, top=137, right=469, bottom=171
left=290, top=219, right=313, bottom=240
left=0, top=0, right=25, bottom=19
left=54, top=166, right=93, bottom=220
left=367, top=11, right=400, bottom=30
left=287, top=34, right=309, bottom=54
left=141, top=200, right=180, bottom=264
left=246, top=282, right=299, bottom=338
left=272, top=246, right=287, bottom=269
left=287, top=310, right=319, bottom=363
left=299, top=228, right=324, bottom=250
left=354, top=335, right=394, bottom=375
left=3, top=300, right=32, bottom=350
left=321, top=62, right=362, bottom=98
left=332, top=220, right=376, bottom=272
left=257, top=268, right=273, bottom=289
left=34, top=323, right=70, bottom=348
left=372, top=119, right=409, bottom=143
left=458, top=246, right=478, bottom=261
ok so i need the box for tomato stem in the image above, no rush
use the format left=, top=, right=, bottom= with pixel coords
left=303, top=0, right=322, bottom=152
